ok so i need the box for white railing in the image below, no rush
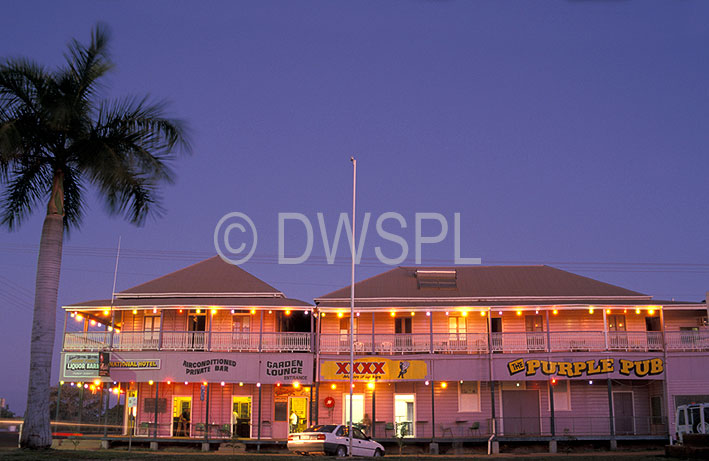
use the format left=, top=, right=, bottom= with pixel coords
left=608, top=331, right=663, bottom=351
left=432, top=333, right=488, bottom=353
left=666, top=330, right=709, bottom=351
left=261, top=332, right=311, bottom=352
left=161, top=331, right=208, bottom=351
left=112, top=331, right=159, bottom=350
left=63, top=332, right=110, bottom=351
left=210, top=332, right=260, bottom=351
left=548, top=331, right=606, bottom=352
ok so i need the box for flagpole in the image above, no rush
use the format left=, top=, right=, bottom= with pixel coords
left=349, top=156, right=357, bottom=457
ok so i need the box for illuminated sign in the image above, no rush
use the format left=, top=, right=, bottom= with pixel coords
left=321, top=359, right=428, bottom=381
left=109, top=359, right=161, bottom=370
left=507, top=357, right=664, bottom=378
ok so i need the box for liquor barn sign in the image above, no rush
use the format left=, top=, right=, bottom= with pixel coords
left=63, top=352, right=109, bottom=379
left=507, top=357, right=664, bottom=378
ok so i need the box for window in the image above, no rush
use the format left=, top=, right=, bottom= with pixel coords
left=274, top=401, right=288, bottom=421
left=449, top=316, right=467, bottom=335
left=458, top=381, right=480, bottom=412
left=416, top=269, right=457, bottom=289
left=143, top=315, right=160, bottom=347
left=650, top=396, right=663, bottom=425
left=344, top=394, right=365, bottom=425
left=395, top=317, right=412, bottom=334
left=340, top=317, right=358, bottom=335
left=608, top=315, right=626, bottom=331
left=394, top=394, right=415, bottom=437
left=525, top=315, right=543, bottom=332
left=550, top=380, right=570, bottom=411
left=232, top=314, right=250, bottom=332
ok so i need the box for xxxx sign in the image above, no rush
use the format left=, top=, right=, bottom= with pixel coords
left=320, top=358, right=428, bottom=381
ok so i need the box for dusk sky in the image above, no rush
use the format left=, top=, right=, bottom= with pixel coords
left=1, top=1, right=708, bottom=414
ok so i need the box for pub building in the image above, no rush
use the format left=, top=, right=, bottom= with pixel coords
left=60, top=256, right=315, bottom=440
left=313, top=266, right=709, bottom=450
left=59, top=260, right=709, bottom=450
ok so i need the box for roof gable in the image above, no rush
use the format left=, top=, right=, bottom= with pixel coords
left=316, top=265, right=649, bottom=301
left=117, top=256, right=282, bottom=298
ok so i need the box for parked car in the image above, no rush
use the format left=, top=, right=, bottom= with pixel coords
left=675, top=402, right=709, bottom=442
left=287, top=424, right=385, bottom=457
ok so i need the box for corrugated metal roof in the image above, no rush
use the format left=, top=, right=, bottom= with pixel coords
left=117, top=256, right=282, bottom=298
left=65, top=296, right=311, bottom=309
left=316, top=265, right=652, bottom=304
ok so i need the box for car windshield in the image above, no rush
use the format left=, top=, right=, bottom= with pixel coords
left=303, top=425, right=337, bottom=433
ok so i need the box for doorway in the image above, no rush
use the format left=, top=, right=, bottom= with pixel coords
left=613, top=392, right=635, bottom=435
left=502, top=390, right=540, bottom=435
left=188, top=310, right=207, bottom=350
left=395, top=317, right=412, bottom=352
left=394, top=394, right=415, bottom=437
left=232, top=396, right=251, bottom=438
left=288, top=396, right=309, bottom=433
left=344, top=394, right=365, bottom=426
left=490, top=317, right=502, bottom=352
left=172, top=396, right=192, bottom=437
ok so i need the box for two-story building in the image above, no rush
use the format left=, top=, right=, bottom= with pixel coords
left=60, top=256, right=314, bottom=440
left=58, top=261, right=709, bottom=447
left=313, top=266, right=709, bottom=444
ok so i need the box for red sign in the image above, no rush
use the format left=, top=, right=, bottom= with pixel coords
left=324, top=396, right=335, bottom=408
left=335, top=362, right=386, bottom=375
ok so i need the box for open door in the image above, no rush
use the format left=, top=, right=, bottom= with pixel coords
left=288, top=396, right=308, bottom=433
left=232, top=396, right=252, bottom=438
left=172, top=396, right=192, bottom=437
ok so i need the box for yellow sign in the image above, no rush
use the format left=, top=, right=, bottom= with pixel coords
left=507, top=357, right=664, bottom=378
left=321, top=359, right=427, bottom=381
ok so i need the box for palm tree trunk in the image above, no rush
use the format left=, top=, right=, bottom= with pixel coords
left=20, top=209, right=63, bottom=448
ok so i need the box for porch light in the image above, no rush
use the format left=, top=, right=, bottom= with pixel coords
left=97, top=322, right=102, bottom=327
left=356, top=312, right=360, bottom=317
left=535, top=309, right=539, bottom=315
left=552, top=309, right=558, bottom=315
left=257, top=383, right=261, bottom=388
left=390, top=311, right=396, bottom=317
left=648, top=309, right=655, bottom=315
left=90, top=385, right=95, bottom=391
left=71, top=382, right=76, bottom=386
left=108, top=326, right=113, bottom=332
left=515, top=382, right=520, bottom=387
left=211, top=309, right=217, bottom=315
left=445, top=312, right=449, bottom=316
left=440, top=382, right=447, bottom=389
left=179, top=309, right=183, bottom=313
left=624, top=308, right=627, bottom=313
left=635, top=308, right=641, bottom=314
left=251, top=309, right=256, bottom=315
left=480, top=311, right=486, bottom=316
left=589, top=308, right=594, bottom=314
left=498, top=311, right=502, bottom=315
left=551, top=378, right=557, bottom=385
left=132, top=309, right=137, bottom=315
left=516, top=310, right=522, bottom=316
left=367, top=382, right=375, bottom=390
left=167, top=381, right=171, bottom=385
left=461, top=311, right=467, bottom=317
left=426, top=311, right=431, bottom=316
left=70, top=312, right=75, bottom=318
left=103, top=310, right=109, bottom=316
left=460, top=380, right=463, bottom=384
left=149, top=380, right=154, bottom=385
left=305, top=310, right=310, bottom=315
left=589, top=380, right=593, bottom=385
left=285, top=310, right=291, bottom=316
left=94, top=379, right=101, bottom=386
left=196, top=309, right=201, bottom=314
left=60, top=381, right=64, bottom=385
left=338, top=312, right=344, bottom=318
left=231, top=309, right=235, bottom=314
left=90, top=320, right=96, bottom=326
left=239, top=382, right=243, bottom=387
left=203, top=381, right=208, bottom=386
left=606, top=309, right=611, bottom=315
left=293, top=381, right=300, bottom=389
left=425, top=381, right=429, bottom=386
left=185, top=381, right=188, bottom=385
left=276, top=383, right=281, bottom=387
left=115, top=328, right=120, bottom=333
left=84, top=384, right=89, bottom=389
left=75, top=314, right=82, bottom=321
left=153, top=308, right=157, bottom=314
left=331, top=384, right=337, bottom=390
left=268, top=310, right=272, bottom=314
left=112, top=388, right=120, bottom=395
left=221, top=382, right=225, bottom=386
left=352, top=384, right=355, bottom=389
left=321, top=313, right=325, bottom=317
left=410, top=312, right=415, bottom=317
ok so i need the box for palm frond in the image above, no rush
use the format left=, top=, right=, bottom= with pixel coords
left=0, top=156, right=53, bottom=229
left=62, top=23, right=113, bottom=105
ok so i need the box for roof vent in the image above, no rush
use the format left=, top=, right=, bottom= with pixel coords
left=415, top=269, right=457, bottom=289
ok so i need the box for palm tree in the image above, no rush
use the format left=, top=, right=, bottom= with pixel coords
left=0, top=25, right=190, bottom=448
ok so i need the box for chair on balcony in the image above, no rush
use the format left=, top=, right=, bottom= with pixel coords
left=439, top=425, right=453, bottom=437
left=194, top=423, right=206, bottom=437
left=469, top=421, right=480, bottom=436
left=384, top=422, right=395, bottom=437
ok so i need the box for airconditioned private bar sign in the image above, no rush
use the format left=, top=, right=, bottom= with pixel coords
left=507, top=357, right=664, bottom=378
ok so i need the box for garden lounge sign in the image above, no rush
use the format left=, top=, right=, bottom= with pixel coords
left=507, top=357, right=664, bottom=378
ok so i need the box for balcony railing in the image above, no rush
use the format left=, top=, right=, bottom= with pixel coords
left=63, top=331, right=311, bottom=352
left=63, top=329, right=709, bottom=354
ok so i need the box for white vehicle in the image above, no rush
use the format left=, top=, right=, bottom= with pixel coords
left=287, top=424, right=385, bottom=457
left=675, top=402, right=709, bottom=442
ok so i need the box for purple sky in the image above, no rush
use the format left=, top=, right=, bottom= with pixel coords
left=1, top=1, right=708, bottom=414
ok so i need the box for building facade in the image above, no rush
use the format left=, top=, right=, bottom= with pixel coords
left=60, top=261, right=709, bottom=444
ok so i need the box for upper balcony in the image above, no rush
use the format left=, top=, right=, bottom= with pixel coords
left=317, top=330, right=709, bottom=354
left=63, top=330, right=312, bottom=353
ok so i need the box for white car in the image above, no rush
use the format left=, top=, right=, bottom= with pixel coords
left=287, top=424, right=385, bottom=457
left=676, top=402, right=709, bottom=442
